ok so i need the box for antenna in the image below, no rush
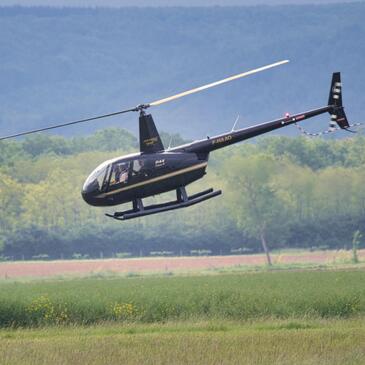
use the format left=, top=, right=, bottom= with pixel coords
left=231, top=115, right=240, bottom=132
left=167, top=136, right=173, bottom=150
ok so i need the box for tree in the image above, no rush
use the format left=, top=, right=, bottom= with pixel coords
left=352, top=230, right=361, bottom=264
left=0, top=173, right=24, bottom=254
left=224, top=154, right=288, bottom=265
left=22, top=134, right=71, bottom=157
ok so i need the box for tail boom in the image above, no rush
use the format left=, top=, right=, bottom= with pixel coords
left=174, top=71, right=352, bottom=155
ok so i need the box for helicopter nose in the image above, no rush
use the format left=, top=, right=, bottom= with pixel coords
left=81, top=189, right=95, bottom=206
left=82, top=189, right=103, bottom=207
left=81, top=189, right=92, bottom=204
left=81, top=180, right=100, bottom=206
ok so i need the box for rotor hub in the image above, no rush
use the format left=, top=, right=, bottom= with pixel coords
left=134, top=104, right=150, bottom=112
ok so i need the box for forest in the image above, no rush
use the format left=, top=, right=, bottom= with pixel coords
left=0, top=128, right=364, bottom=260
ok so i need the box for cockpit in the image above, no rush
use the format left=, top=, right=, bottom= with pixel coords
left=81, top=157, right=148, bottom=205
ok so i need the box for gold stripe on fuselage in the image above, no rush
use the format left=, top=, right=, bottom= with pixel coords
left=96, top=162, right=208, bottom=198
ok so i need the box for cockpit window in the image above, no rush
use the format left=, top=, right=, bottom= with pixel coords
left=83, top=163, right=109, bottom=192
left=110, top=162, right=130, bottom=186
left=132, top=159, right=144, bottom=176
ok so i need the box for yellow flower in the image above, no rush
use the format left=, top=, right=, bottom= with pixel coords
left=112, top=302, right=137, bottom=320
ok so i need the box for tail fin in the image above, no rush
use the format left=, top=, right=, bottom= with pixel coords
left=139, top=113, right=164, bottom=153
left=328, top=72, right=350, bottom=129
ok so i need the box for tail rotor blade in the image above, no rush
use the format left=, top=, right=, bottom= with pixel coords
left=149, top=60, right=289, bottom=107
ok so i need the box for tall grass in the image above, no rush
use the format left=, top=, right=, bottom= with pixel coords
left=0, top=270, right=364, bottom=327
left=1, top=319, right=365, bottom=365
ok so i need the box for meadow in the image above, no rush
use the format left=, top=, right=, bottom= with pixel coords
left=1, top=318, right=364, bottom=365
left=0, top=269, right=364, bottom=327
left=0, top=269, right=365, bottom=364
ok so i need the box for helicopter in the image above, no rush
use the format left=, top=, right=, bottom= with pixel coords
left=0, top=60, right=351, bottom=220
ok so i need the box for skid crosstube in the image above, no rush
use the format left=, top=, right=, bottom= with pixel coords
left=105, top=187, right=222, bottom=221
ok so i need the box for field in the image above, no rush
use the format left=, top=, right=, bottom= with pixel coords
left=0, top=249, right=364, bottom=279
left=1, top=268, right=364, bottom=364
left=1, top=319, right=364, bottom=365
left=1, top=270, right=365, bottom=326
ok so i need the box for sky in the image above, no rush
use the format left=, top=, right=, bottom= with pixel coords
left=0, top=0, right=361, bottom=6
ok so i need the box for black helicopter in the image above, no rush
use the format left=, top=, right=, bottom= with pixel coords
left=0, top=60, right=351, bottom=220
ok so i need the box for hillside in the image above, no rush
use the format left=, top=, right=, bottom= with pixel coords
left=0, top=4, right=364, bottom=139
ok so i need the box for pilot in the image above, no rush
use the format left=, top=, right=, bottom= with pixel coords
left=120, top=167, right=129, bottom=183
left=115, top=165, right=122, bottom=183
left=115, top=164, right=129, bottom=184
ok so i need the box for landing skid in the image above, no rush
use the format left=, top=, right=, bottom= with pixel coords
left=105, top=187, right=222, bottom=221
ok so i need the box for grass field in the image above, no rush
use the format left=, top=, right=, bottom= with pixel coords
left=0, top=269, right=364, bottom=326
left=0, top=319, right=364, bottom=364
left=1, top=268, right=364, bottom=364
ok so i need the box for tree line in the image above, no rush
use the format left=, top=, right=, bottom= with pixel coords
left=0, top=129, right=364, bottom=260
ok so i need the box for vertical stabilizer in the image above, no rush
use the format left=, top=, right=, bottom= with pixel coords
left=328, top=72, right=342, bottom=107
left=139, top=113, right=164, bottom=153
left=328, top=72, right=350, bottom=129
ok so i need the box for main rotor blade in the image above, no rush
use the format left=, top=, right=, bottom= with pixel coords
left=0, top=60, right=289, bottom=141
left=149, top=60, right=289, bottom=107
left=0, top=107, right=137, bottom=141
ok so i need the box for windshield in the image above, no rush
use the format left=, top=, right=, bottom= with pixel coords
left=83, top=162, right=110, bottom=192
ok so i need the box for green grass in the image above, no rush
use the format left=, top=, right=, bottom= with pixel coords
left=0, top=269, right=365, bottom=327
left=0, top=319, right=364, bottom=365
left=1, top=269, right=365, bottom=364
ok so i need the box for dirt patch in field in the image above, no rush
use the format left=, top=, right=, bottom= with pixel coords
left=0, top=250, right=364, bottom=279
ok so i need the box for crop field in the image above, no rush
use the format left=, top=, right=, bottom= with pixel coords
left=1, top=319, right=364, bottom=365
left=1, top=270, right=365, bottom=326
left=0, top=269, right=364, bottom=364
left=0, top=249, right=364, bottom=279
